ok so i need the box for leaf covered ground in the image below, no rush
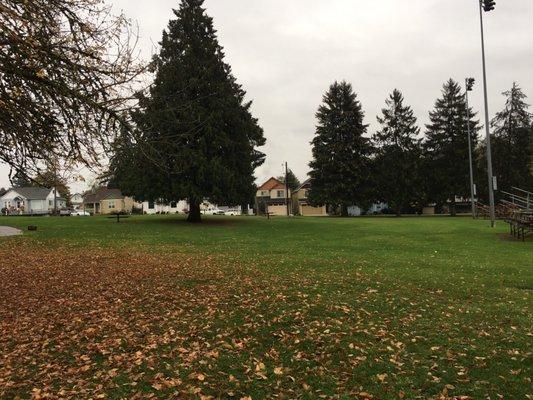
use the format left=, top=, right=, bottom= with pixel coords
left=0, top=216, right=531, bottom=399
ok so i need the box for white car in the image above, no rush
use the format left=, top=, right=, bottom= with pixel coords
left=71, top=210, right=91, bottom=216
left=224, top=209, right=240, bottom=216
left=201, top=208, right=225, bottom=215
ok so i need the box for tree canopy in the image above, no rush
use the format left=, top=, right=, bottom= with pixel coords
left=308, top=81, right=372, bottom=215
left=107, top=0, right=265, bottom=222
left=477, top=83, right=533, bottom=196
left=424, top=79, right=481, bottom=214
left=277, top=169, right=301, bottom=192
left=0, top=0, right=144, bottom=180
left=373, top=89, right=423, bottom=215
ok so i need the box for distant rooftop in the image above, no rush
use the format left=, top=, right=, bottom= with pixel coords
left=8, top=187, right=52, bottom=200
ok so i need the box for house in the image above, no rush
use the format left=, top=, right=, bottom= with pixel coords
left=347, top=203, right=388, bottom=216
left=291, top=179, right=328, bottom=216
left=141, top=200, right=189, bottom=215
left=140, top=199, right=232, bottom=215
left=82, top=187, right=133, bottom=215
left=0, top=187, right=66, bottom=215
left=255, top=177, right=291, bottom=216
left=70, top=193, right=84, bottom=210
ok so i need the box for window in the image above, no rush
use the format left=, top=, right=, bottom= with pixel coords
left=148, top=202, right=155, bottom=209
left=49, top=200, right=52, bottom=206
left=277, top=190, right=285, bottom=198
left=108, top=201, right=115, bottom=209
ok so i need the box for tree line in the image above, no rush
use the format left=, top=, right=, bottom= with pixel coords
left=308, top=80, right=533, bottom=216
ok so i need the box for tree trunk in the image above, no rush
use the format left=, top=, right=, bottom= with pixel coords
left=450, top=200, right=456, bottom=217
left=187, top=200, right=201, bottom=223
left=395, top=206, right=401, bottom=217
left=341, top=204, right=349, bottom=217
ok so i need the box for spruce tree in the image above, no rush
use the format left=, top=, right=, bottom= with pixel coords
left=484, top=83, right=533, bottom=193
left=492, top=83, right=532, bottom=134
left=308, top=81, right=372, bottom=216
left=424, top=79, right=480, bottom=215
left=373, top=89, right=422, bottom=215
left=110, top=0, right=265, bottom=222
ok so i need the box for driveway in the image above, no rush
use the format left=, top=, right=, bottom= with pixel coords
left=0, top=226, right=22, bottom=237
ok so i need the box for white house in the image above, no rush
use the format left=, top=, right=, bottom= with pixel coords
left=1, top=187, right=66, bottom=215
left=141, top=200, right=190, bottom=215
left=140, top=199, right=226, bottom=215
left=71, top=193, right=83, bottom=210
left=347, top=202, right=388, bottom=216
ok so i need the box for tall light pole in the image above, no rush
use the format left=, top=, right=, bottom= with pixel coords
left=478, top=0, right=496, bottom=227
left=465, top=78, right=477, bottom=219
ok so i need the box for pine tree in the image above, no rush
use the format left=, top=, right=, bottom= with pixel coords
left=277, top=169, right=301, bottom=192
left=492, top=83, right=532, bottom=135
left=483, top=83, right=533, bottom=194
left=308, top=81, right=372, bottom=216
left=424, top=79, right=480, bottom=215
left=373, top=89, right=422, bottom=216
left=110, top=0, right=265, bottom=222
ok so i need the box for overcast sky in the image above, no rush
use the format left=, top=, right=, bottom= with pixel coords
left=1, top=0, right=532, bottom=190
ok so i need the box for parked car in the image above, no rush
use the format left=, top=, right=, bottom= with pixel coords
left=224, top=209, right=240, bottom=216
left=59, top=209, right=72, bottom=216
left=71, top=210, right=91, bottom=216
left=201, top=208, right=225, bottom=215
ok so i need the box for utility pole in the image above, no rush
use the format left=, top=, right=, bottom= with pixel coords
left=284, top=162, right=290, bottom=216
left=478, top=0, right=496, bottom=227
left=465, top=78, right=477, bottom=219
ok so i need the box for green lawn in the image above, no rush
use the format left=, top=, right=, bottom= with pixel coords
left=0, top=215, right=531, bottom=399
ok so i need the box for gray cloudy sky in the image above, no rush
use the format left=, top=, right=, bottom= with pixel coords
left=1, top=0, right=532, bottom=189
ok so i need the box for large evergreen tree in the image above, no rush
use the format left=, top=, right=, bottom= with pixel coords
left=373, top=89, right=422, bottom=216
left=424, top=79, right=480, bottom=215
left=308, top=81, right=372, bottom=216
left=109, top=0, right=265, bottom=222
left=481, top=83, right=533, bottom=194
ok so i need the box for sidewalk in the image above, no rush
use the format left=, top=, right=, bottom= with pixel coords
left=0, top=226, right=22, bottom=237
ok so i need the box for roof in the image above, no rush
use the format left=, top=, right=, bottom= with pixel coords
left=7, top=187, right=53, bottom=200
left=258, top=177, right=285, bottom=191
left=83, top=187, right=124, bottom=203
left=294, top=178, right=312, bottom=193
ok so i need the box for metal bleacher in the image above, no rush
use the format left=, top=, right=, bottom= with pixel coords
left=500, top=187, right=533, bottom=241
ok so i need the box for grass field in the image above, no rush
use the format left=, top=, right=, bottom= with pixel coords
left=0, top=215, right=531, bottom=399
